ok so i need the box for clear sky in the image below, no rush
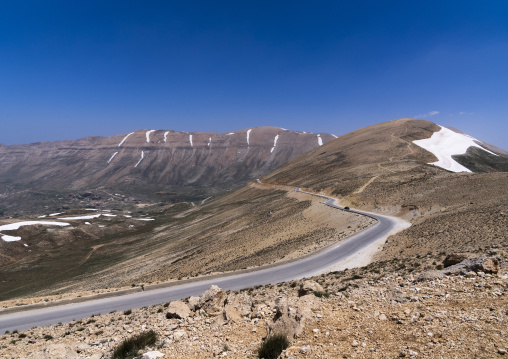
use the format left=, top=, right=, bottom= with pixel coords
left=1, top=1, right=507, bottom=149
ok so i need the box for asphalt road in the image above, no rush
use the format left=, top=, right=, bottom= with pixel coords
left=0, top=189, right=397, bottom=332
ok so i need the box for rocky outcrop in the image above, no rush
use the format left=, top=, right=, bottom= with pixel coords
left=298, top=280, right=324, bottom=296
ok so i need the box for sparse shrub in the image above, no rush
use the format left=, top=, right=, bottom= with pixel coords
left=77, top=327, right=85, bottom=332
left=436, top=264, right=443, bottom=270
left=12, top=330, right=18, bottom=334
left=112, top=330, right=158, bottom=359
left=157, top=308, right=163, bottom=313
left=313, top=291, right=330, bottom=298
left=124, top=309, right=132, bottom=315
left=18, top=333, right=26, bottom=338
left=289, top=282, right=297, bottom=288
left=43, top=334, right=53, bottom=340
left=257, top=334, right=290, bottom=359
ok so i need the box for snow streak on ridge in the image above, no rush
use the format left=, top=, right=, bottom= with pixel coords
left=317, top=134, right=323, bottom=146
left=164, top=131, right=169, bottom=143
left=146, top=130, right=156, bottom=143
left=246, top=129, right=252, bottom=146
left=270, top=135, right=279, bottom=153
left=134, top=151, right=144, bottom=168
left=118, top=132, right=134, bottom=147
left=189, top=135, right=193, bottom=147
left=107, top=152, right=118, bottom=164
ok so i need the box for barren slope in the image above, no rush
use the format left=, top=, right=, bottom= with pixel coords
left=264, top=118, right=508, bottom=260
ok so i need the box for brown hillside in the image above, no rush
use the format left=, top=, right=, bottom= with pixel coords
left=264, top=118, right=508, bottom=260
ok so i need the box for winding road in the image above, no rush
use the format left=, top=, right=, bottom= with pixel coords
left=0, top=187, right=404, bottom=332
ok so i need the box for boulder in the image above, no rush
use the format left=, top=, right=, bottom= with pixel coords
left=443, top=253, right=475, bottom=267
left=43, top=344, right=75, bottom=359
left=443, top=256, right=499, bottom=275
left=299, top=280, right=324, bottom=296
left=197, top=285, right=227, bottom=316
left=223, top=305, right=243, bottom=323
left=187, top=296, right=200, bottom=311
left=166, top=300, right=191, bottom=319
left=415, top=270, right=445, bottom=282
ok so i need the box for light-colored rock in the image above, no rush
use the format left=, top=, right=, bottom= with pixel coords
left=166, top=300, right=191, bottom=319
left=187, top=296, right=200, bottom=311
left=142, top=351, right=165, bottom=359
left=198, top=285, right=227, bottom=316
left=299, top=280, right=324, bottom=296
left=43, top=344, right=75, bottom=359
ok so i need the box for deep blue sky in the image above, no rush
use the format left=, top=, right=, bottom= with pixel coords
left=1, top=1, right=507, bottom=149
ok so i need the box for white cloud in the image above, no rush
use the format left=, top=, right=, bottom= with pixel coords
left=415, top=110, right=440, bottom=118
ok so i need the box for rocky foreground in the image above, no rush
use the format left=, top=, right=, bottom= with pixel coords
left=0, top=250, right=507, bottom=359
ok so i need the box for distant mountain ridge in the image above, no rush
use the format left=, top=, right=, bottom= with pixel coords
left=0, top=126, right=336, bottom=215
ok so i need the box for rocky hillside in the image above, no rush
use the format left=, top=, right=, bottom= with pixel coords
left=0, top=127, right=335, bottom=216
left=1, top=249, right=506, bottom=358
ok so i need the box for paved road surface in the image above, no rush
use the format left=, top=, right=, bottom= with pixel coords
left=0, top=189, right=397, bottom=332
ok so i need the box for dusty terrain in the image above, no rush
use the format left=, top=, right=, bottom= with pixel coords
left=0, top=183, right=373, bottom=301
left=1, top=249, right=506, bottom=358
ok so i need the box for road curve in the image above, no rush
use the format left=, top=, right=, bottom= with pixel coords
left=0, top=188, right=401, bottom=332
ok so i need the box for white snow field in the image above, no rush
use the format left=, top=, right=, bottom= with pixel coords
left=189, top=134, right=193, bottom=147
left=207, top=137, right=211, bottom=147
left=317, top=134, right=323, bottom=146
left=0, top=221, right=70, bottom=242
left=145, top=130, right=155, bottom=143
left=413, top=125, right=498, bottom=172
left=164, top=131, right=169, bottom=143
left=118, top=132, right=134, bottom=147
left=270, top=135, right=279, bottom=153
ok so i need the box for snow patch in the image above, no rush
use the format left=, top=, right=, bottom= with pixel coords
left=227, top=132, right=234, bottom=135
left=317, top=134, right=323, bottom=146
left=246, top=129, right=252, bottom=146
left=85, top=208, right=98, bottom=211
left=37, top=215, right=47, bottom=218
left=207, top=137, right=212, bottom=147
left=146, top=130, right=155, bottom=143
left=331, top=134, right=338, bottom=139
left=118, top=132, right=134, bottom=147
left=85, top=222, right=91, bottom=225
left=134, top=151, right=144, bottom=168
left=413, top=125, right=498, bottom=173
left=1, top=234, right=22, bottom=242
left=59, top=214, right=102, bottom=220
left=0, top=221, right=71, bottom=242
left=189, top=135, right=193, bottom=147
left=133, top=218, right=155, bottom=221
left=49, top=212, right=64, bottom=216
left=270, top=135, right=279, bottom=153
left=0, top=221, right=70, bottom=231
left=164, top=131, right=169, bottom=143
left=107, top=152, right=118, bottom=164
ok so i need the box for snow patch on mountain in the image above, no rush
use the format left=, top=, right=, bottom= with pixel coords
left=413, top=125, right=498, bottom=172
left=118, top=132, right=134, bottom=147
left=0, top=221, right=71, bottom=242
left=189, top=135, right=193, bottom=147
left=246, top=129, right=252, bottom=146
left=134, top=151, right=144, bottom=168
left=146, top=130, right=156, bottom=143
left=164, top=131, right=169, bottom=143
left=270, top=135, right=279, bottom=153
left=107, top=152, right=118, bottom=164
left=317, top=134, right=323, bottom=146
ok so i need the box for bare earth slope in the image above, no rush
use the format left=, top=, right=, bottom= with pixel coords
left=264, top=118, right=508, bottom=261
left=0, top=127, right=335, bottom=216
